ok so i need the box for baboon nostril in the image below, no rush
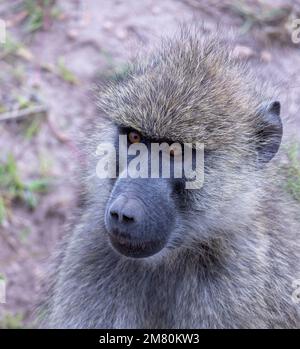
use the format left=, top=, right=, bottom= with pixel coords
left=110, top=211, right=119, bottom=220
left=108, top=197, right=137, bottom=225
left=109, top=210, right=134, bottom=224
left=122, top=214, right=134, bottom=223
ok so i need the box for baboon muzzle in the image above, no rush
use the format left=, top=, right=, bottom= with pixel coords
left=105, top=178, right=176, bottom=258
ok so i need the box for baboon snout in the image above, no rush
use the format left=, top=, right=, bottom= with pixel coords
left=105, top=180, right=176, bottom=258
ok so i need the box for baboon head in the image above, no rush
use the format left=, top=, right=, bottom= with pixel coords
left=94, top=32, right=282, bottom=259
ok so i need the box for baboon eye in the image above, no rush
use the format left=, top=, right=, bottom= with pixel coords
left=128, top=131, right=141, bottom=144
left=170, top=143, right=182, bottom=157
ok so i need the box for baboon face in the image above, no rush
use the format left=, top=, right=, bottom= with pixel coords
left=104, top=127, right=183, bottom=258
left=103, top=100, right=282, bottom=259
left=98, top=36, right=283, bottom=259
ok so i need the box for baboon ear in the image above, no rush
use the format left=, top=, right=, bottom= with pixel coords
left=256, top=101, right=282, bottom=165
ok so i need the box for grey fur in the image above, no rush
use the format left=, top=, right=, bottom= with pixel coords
left=42, top=30, right=300, bottom=329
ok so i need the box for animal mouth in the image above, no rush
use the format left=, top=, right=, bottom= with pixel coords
left=108, top=233, right=165, bottom=258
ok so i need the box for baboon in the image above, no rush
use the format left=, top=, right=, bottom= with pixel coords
left=43, top=30, right=300, bottom=329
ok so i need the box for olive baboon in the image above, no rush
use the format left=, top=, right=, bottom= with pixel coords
left=43, top=30, right=300, bottom=328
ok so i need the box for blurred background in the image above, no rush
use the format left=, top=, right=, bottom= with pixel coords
left=0, top=0, right=300, bottom=328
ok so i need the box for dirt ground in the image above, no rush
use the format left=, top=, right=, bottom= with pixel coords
left=0, top=0, right=300, bottom=328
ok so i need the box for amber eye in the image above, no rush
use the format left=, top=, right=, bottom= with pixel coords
left=128, top=131, right=141, bottom=144
left=170, top=143, right=182, bottom=157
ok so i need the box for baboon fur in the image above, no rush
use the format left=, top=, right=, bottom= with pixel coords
left=42, top=30, right=300, bottom=329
